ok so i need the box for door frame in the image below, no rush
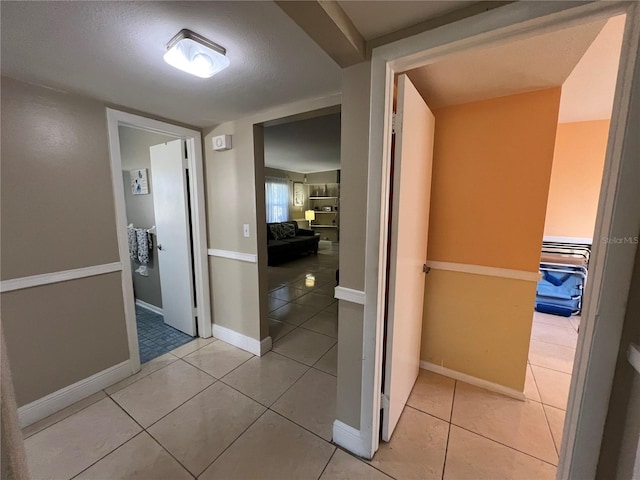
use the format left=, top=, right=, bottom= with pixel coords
left=361, top=1, right=640, bottom=477
left=106, top=108, right=212, bottom=374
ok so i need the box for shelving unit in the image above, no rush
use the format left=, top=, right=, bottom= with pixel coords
left=307, top=182, right=339, bottom=242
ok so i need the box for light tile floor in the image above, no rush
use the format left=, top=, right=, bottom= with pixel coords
left=22, top=244, right=579, bottom=480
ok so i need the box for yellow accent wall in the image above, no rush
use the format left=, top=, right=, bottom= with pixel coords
left=544, top=120, right=609, bottom=239
left=421, top=270, right=536, bottom=390
left=428, top=88, right=561, bottom=272
left=421, top=88, right=561, bottom=391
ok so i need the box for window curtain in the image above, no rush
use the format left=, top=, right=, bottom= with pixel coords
left=265, top=176, right=290, bottom=223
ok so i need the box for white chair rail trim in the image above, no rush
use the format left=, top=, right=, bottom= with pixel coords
left=334, top=286, right=366, bottom=305
left=0, top=262, right=123, bottom=293
left=426, top=261, right=541, bottom=282
left=208, top=249, right=257, bottom=264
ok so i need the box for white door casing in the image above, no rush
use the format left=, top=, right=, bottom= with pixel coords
left=150, top=139, right=196, bottom=336
left=381, top=74, right=436, bottom=441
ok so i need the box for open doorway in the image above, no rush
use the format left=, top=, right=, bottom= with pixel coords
left=370, top=11, right=631, bottom=479
left=261, top=111, right=341, bottom=356
left=118, top=126, right=197, bottom=363
left=106, top=109, right=212, bottom=373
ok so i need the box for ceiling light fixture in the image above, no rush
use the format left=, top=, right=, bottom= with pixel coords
left=163, top=29, right=230, bottom=78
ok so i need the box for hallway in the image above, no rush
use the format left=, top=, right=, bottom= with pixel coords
left=22, top=243, right=577, bottom=479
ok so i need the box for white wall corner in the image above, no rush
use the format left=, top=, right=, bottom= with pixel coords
left=212, top=323, right=267, bottom=356
left=332, top=420, right=372, bottom=459
left=18, top=360, right=131, bottom=428
left=260, top=336, right=273, bottom=356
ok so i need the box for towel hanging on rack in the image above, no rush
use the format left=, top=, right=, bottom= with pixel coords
left=127, top=224, right=137, bottom=260
left=135, top=228, right=151, bottom=264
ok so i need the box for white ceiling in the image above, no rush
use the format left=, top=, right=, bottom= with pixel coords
left=338, top=1, right=474, bottom=40
left=0, top=1, right=341, bottom=129
left=264, top=113, right=341, bottom=174
left=406, top=19, right=605, bottom=110
left=558, top=15, right=625, bottom=123
left=405, top=15, right=625, bottom=123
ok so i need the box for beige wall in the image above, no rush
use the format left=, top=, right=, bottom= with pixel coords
left=335, top=61, right=372, bottom=430
left=0, top=77, right=129, bottom=405
left=1, top=77, right=120, bottom=279
left=339, top=63, right=370, bottom=292
left=544, top=120, right=609, bottom=239
left=119, top=126, right=175, bottom=308
left=421, top=270, right=536, bottom=390
left=204, top=95, right=341, bottom=341
left=1, top=274, right=128, bottom=405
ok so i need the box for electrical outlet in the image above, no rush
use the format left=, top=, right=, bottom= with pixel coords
left=243, top=224, right=250, bottom=238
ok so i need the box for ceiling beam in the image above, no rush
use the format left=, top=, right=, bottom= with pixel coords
left=367, top=1, right=514, bottom=55
left=275, top=0, right=366, bottom=67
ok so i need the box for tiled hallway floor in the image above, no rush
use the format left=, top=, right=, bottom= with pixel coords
left=22, top=244, right=579, bottom=479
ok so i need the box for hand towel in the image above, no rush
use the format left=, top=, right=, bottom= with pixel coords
left=135, top=228, right=150, bottom=264
left=127, top=224, right=137, bottom=260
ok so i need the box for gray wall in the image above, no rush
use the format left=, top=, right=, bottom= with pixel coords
left=119, top=125, right=174, bottom=309
left=205, top=95, right=341, bottom=342
left=336, top=61, right=372, bottom=429
left=0, top=77, right=129, bottom=405
left=597, top=235, right=640, bottom=479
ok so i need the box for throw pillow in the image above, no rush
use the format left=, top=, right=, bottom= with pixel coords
left=269, top=223, right=285, bottom=240
left=281, top=222, right=296, bottom=238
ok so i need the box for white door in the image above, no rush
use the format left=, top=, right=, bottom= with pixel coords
left=382, top=74, right=436, bottom=441
left=150, top=139, right=196, bottom=336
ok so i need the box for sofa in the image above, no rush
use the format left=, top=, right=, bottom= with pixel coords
left=267, top=221, right=320, bottom=265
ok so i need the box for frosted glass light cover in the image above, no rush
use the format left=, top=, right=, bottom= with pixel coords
left=164, top=37, right=230, bottom=78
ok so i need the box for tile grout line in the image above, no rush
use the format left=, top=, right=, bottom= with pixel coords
left=68, top=431, right=150, bottom=480
left=107, top=360, right=218, bottom=430
left=268, top=408, right=336, bottom=448
left=141, top=430, right=197, bottom=479
left=540, top=399, right=561, bottom=458
left=316, top=448, right=338, bottom=480
left=405, top=404, right=451, bottom=424
left=440, top=379, right=456, bottom=480
left=21, top=393, right=107, bottom=440
left=530, top=337, right=578, bottom=349
left=528, top=360, right=574, bottom=376
left=450, top=422, right=560, bottom=467
left=145, top=396, right=264, bottom=478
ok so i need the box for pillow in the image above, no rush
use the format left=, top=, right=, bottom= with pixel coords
left=269, top=223, right=286, bottom=240
left=281, top=222, right=296, bottom=238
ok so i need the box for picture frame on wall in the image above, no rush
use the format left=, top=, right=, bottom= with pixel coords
left=130, top=168, right=149, bottom=195
left=293, top=182, right=304, bottom=206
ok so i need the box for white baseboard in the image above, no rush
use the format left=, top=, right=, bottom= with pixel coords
left=212, top=324, right=272, bottom=356
left=135, top=299, right=163, bottom=315
left=18, top=360, right=131, bottom=428
left=420, top=360, right=526, bottom=401
left=332, top=420, right=371, bottom=459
